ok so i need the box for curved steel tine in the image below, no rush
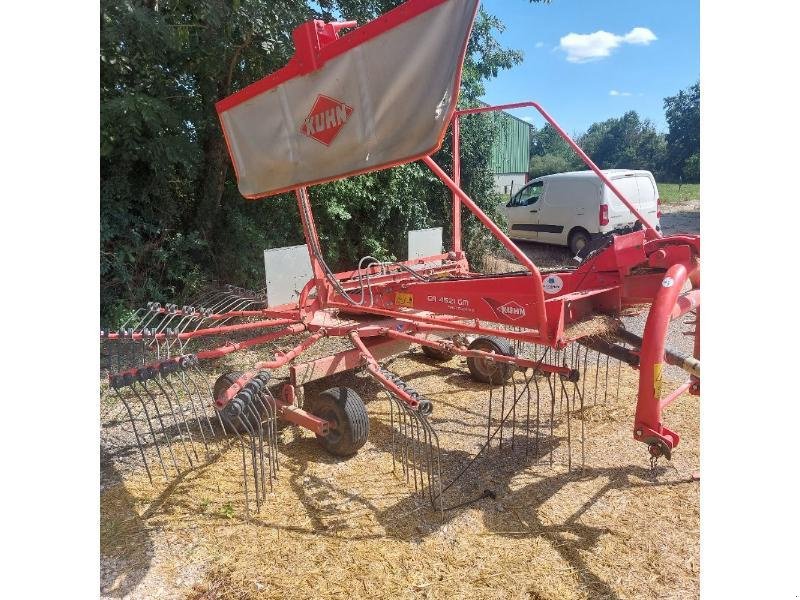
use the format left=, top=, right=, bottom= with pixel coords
left=398, top=398, right=409, bottom=481
left=114, top=389, right=153, bottom=484
left=582, top=345, right=589, bottom=405
left=243, top=399, right=267, bottom=503
left=132, top=383, right=178, bottom=476
left=183, top=365, right=221, bottom=454
left=409, top=406, right=420, bottom=492
left=603, top=353, right=610, bottom=405
left=119, top=307, right=146, bottom=331
left=189, top=364, right=228, bottom=443
left=232, top=420, right=251, bottom=519
left=486, top=379, right=493, bottom=452
left=153, top=377, right=197, bottom=466
left=548, top=370, right=555, bottom=467
left=615, top=343, right=623, bottom=402
left=523, top=368, right=533, bottom=458
left=237, top=411, right=261, bottom=512
left=561, top=376, right=572, bottom=471
left=594, top=348, right=601, bottom=406
left=534, top=371, right=541, bottom=462
left=175, top=371, right=212, bottom=460
left=214, top=298, right=255, bottom=327
left=511, top=371, right=517, bottom=451
left=417, top=413, right=437, bottom=508
left=257, top=390, right=276, bottom=492
left=255, top=390, right=278, bottom=483
left=499, top=372, right=506, bottom=449
left=388, top=393, right=396, bottom=473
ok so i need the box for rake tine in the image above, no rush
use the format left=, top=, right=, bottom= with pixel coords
left=184, top=366, right=224, bottom=454
left=409, top=405, right=419, bottom=492
left=582, top=345, right=588, bottom=404
left=419, top=414, right=442, bottom=519
left=562, top=376, right=571, bottom=471
left=534, top=371, right=541, bottom=462
left=594, top=349, right=601, bottom=406
left=549, top=372, right=555, bottom=467
left=193, top=364, right=229, bottom=441
left=244, top=399, right=267, bottom=502
left=486, top=380, right=493, bottom=452
left=255, top=390, right=277, bottom=480
left=603, top=353, right=610, bottom=405
left=389, top=393, right=396, bottom=472
left=523, top=369, right=531, bottom=456
left=412, top=411, right=423, bottom=493
left=254, top=389, right=278, bottom=485
left=114, top=388, right=153, bottom=484
left=499, top=373, right=506, bottom=449
left=237, top=427, right=251, bottom=519
left=152, top=378, right=196, bottom=466
left=616, top=342, right=623, bottom=402
left=159, top=375, right=201, bottom=463
left=237, top=412, right=261, bottom=512
left=131, top=384, right=181, bottom=479
left=399, top=399, right=409, bottom=482
left=174, top=372, right=211, bottom=460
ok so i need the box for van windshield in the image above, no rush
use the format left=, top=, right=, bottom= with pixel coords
left=510, top=181, right=543, bottom=207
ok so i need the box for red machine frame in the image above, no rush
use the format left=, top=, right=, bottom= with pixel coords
left=106, top=5, right=700, bottom=477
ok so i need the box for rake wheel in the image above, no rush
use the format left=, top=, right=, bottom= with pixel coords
left=213, top=371, right=266, bottom=434
left=467, top=336, right=516, bottom=384
left=308, top=387, right=369, bottom=457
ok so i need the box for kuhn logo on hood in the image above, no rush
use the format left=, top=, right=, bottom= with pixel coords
left=300, top=94, right=354, bottom=146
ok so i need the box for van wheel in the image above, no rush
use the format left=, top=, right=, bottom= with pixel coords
left=568, top=229, right=590, bottom=256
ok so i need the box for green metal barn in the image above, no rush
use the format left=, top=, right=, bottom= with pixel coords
left=488, top=108, right=532, bottom=196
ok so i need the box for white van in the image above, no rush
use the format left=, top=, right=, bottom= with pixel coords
left=501, top=169, right=661, bottom=255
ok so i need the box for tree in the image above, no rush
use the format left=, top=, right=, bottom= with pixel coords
left=578, top=111, right=667, bottom=177
left=529, top=154, right=574, bottom=179
left=100, top=0, right=522, bottom=322
left=664, top=82, right=700, bottom=181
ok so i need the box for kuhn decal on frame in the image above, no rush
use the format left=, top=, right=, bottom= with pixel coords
left=300, top=94, right=354, bottom=146
left=483, top=297, right=527, bottom=321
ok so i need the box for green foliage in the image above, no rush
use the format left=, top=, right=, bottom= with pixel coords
left=526, top=91, right=699, bottom=185
left=529, top=153, right=575, bottom=179
left=100, top=0, right=521, bottom=320
left=579, top=111, right=667, bottom=178
left=682, top=153, right=700, bottom=182
left=664, top=82, right=700, bottom=182
left=657, top=182, right=700, bottom=205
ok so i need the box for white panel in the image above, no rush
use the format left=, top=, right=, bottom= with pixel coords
left=263, top=244, right=314, bottom=308
left=219, top=0, right=479, bottom=198
left=408, top=227, right=443, bottom=260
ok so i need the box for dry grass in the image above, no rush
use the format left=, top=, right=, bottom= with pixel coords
left=101, top=345, right=699, bottom=600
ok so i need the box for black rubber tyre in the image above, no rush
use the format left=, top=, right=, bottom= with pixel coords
left=421, top=342, right=455, bottom=361
left=568, top=228, right=591, bottom=256
left=466, top=336, right=516, bottom=384
left=308, top=387, right=369, bottom=457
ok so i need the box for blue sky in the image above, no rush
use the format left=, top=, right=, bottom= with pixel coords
left=479, top=0, right=699, bottom=134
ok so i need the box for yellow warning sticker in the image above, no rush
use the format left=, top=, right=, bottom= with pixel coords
left=395, top=292, right=414, bottom=307
left=654, top=363, right=663, bottom=399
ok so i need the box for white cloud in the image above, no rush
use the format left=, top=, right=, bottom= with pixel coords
left=623, top=27, right=657, bottom=45
left=609, top=90, right=632, bottom=97
left=535, top=41, right=545, bottom=48
left=521, top=116, right=535, bottom=123
left=559, top=27, right=656, bottom=63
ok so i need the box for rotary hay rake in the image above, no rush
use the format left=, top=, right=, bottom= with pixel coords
left=100, top=0, right=699, bottom=518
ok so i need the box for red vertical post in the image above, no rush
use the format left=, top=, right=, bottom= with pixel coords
left=452, top=115, right=462, bottom=254
left=295, top=187, right=330, bottom=302
left=633, top=262, right=689, bottom=453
